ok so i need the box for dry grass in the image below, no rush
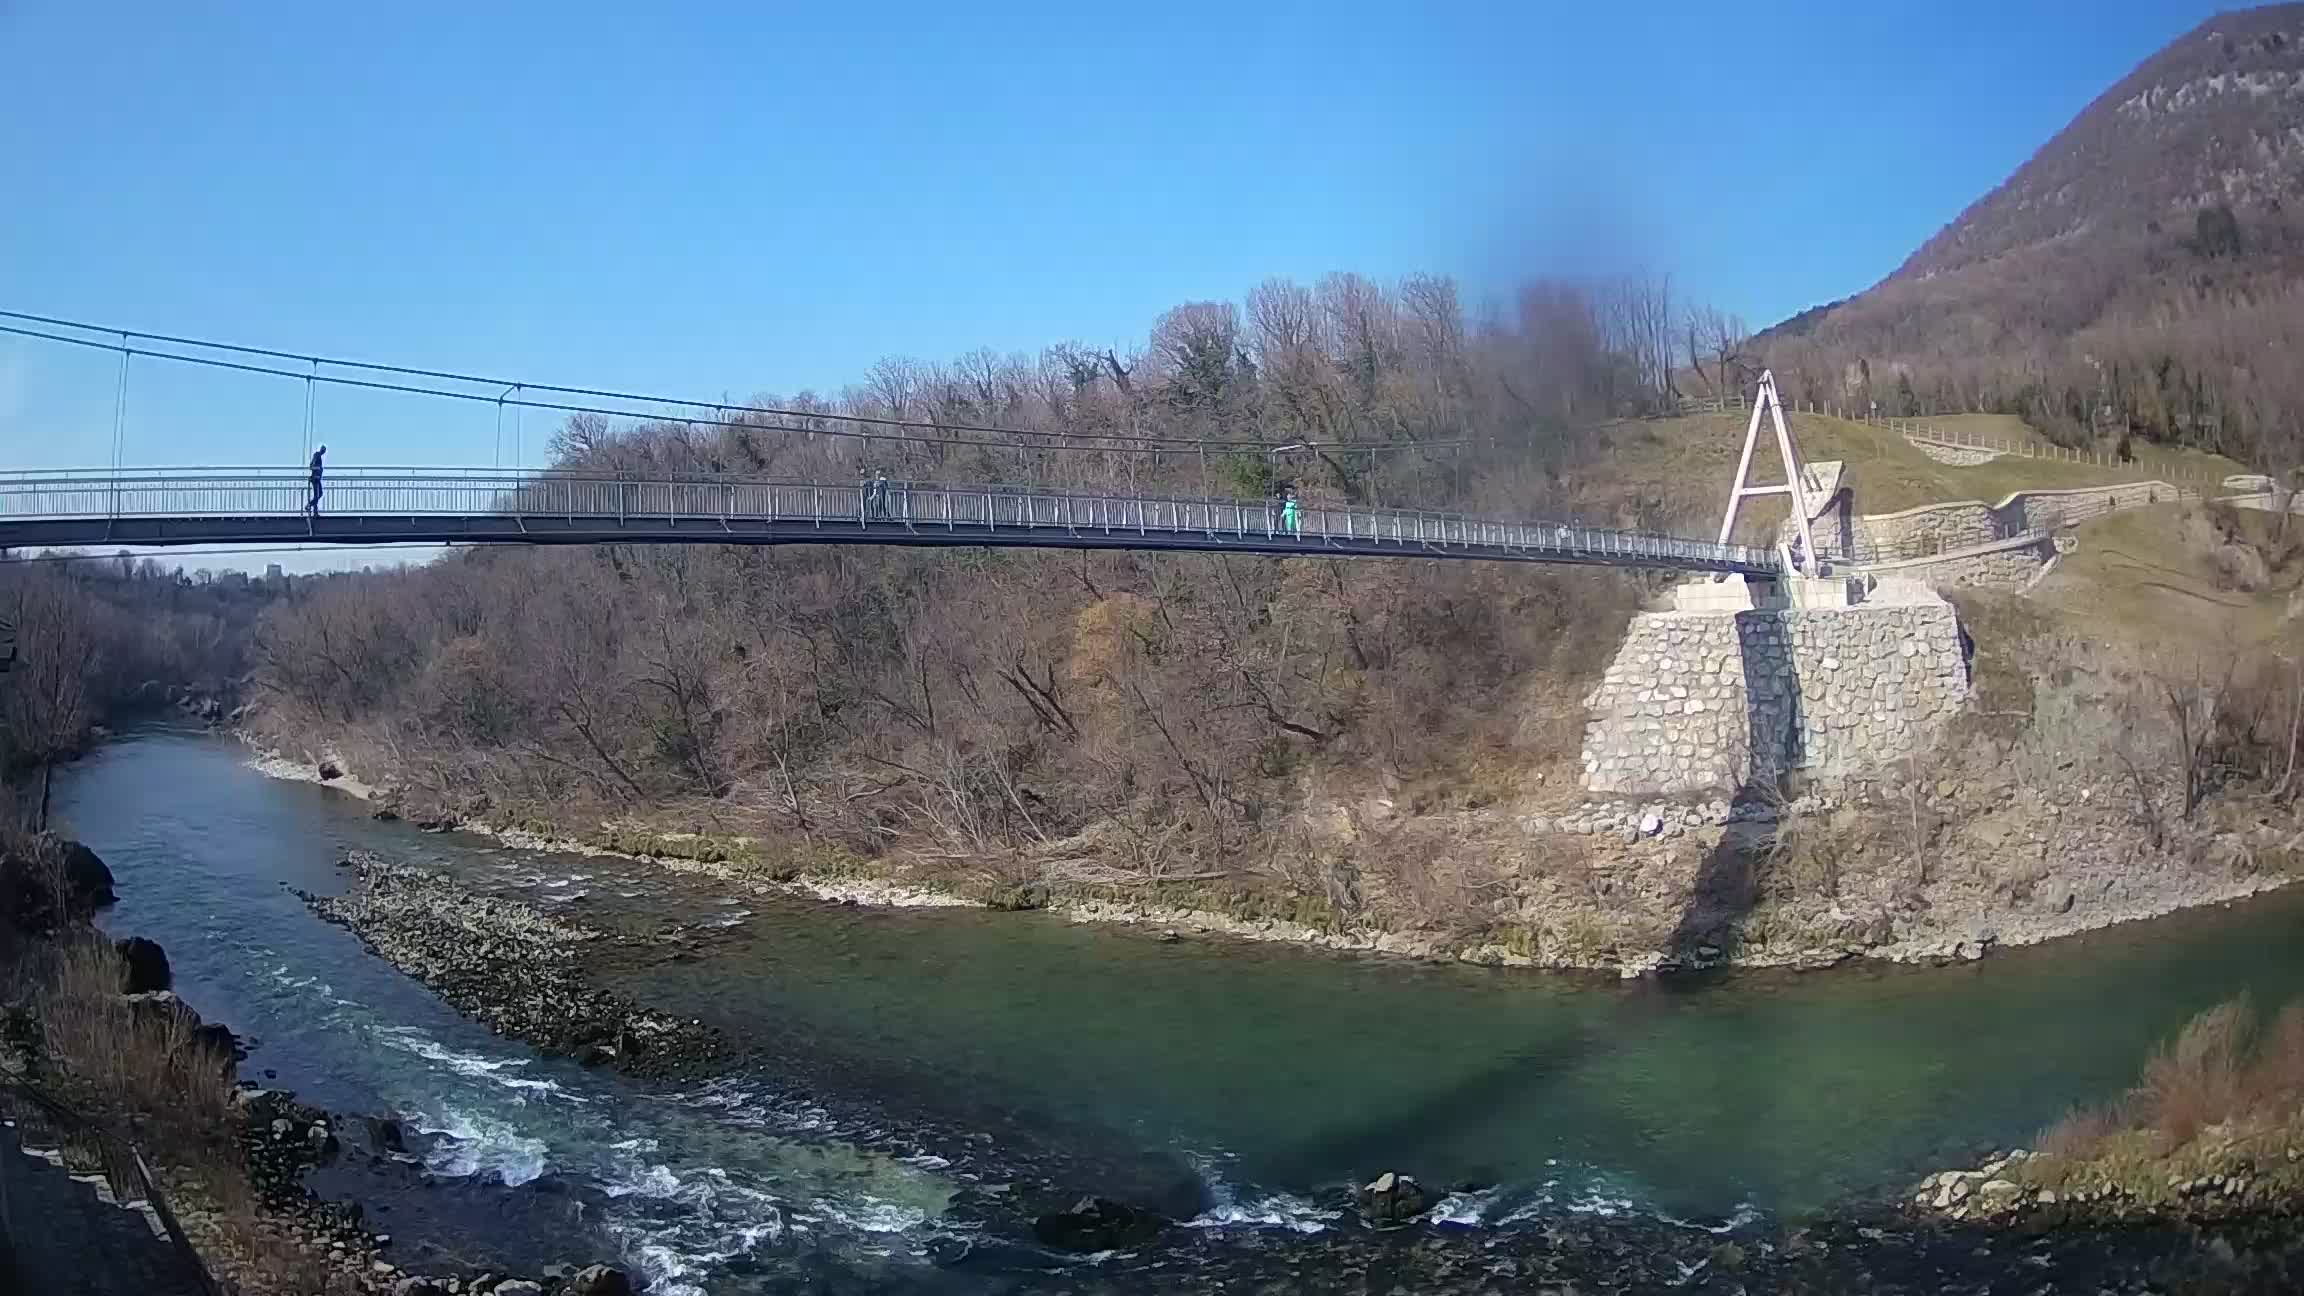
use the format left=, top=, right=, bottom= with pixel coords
left=2040, top=995, right=2304, bottom=1160
left=2037, top=1103, right=2134, bottom=1160
left=2141, top=998, right=2255, bottom=1149
left=1588, top=411, right=2246, bottom=536
left=2035, top=506, right=2295, bottom=655
left=30, top=935, right=237, bottom=1160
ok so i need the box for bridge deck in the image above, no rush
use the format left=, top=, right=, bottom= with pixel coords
left=0, top=469, right=1781, bottom=575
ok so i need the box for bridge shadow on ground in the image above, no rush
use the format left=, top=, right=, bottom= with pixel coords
left=1665, top=611, right=1804, bottom=964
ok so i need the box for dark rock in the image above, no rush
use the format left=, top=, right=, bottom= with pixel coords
left=366, top=1115, right=409, bottom=1154
left=318, top=760, right=344, bottom=781
left=373, top=808, right=402, bottom=822
left=1357, top=1171, right=1430, bottom=1227
left=123, top=990, right=202, bottom=1031
left=566, top=1264, right=634, bottom=1296
left=51, top=838, right=116, bottom=908
left=191, top=1021, right=243, bottom=1064
left=575, top=1043, right=618, bottom=1068
left=1032, top=1196, right=1165, bottom=1252
left=392, top=1279, right=447, bottom=1296
left=115, top=936, right=173, bottom=993
left=0, top=834, right=116, bottom=928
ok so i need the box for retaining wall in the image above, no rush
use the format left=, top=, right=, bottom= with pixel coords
left=1850, top=481, right=2183, bottom=561
left=1581, top=595, right=1970, bottom=795
left=1910, top=440, right=2003, bottom=466
left=1854, top=532, right=2061, bottom=590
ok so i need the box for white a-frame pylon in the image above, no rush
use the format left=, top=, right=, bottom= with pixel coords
left=1715, top=369, right=1817, bottom=578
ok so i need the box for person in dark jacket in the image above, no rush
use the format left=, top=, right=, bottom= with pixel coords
left=306, top=445, right=327, bottom=517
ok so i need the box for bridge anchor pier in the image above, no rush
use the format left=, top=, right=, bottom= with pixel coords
left=1584, top=579, right=1969, bottom=796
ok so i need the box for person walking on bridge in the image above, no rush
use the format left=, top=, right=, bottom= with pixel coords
left=306, top=445, right=327, bottom=518
left=1280, top=485, right=1300, bottom=536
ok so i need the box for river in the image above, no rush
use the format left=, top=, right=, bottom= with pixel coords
left=54, top=728, right=2304, bottom=1291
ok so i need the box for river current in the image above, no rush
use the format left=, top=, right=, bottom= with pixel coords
left=56, top=728, right=2304, bottom=1291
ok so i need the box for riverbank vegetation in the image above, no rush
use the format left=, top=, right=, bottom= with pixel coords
left=0, top=819, right=340, bottom=1295
left=223, top=268, right=2304, bottom=971
left=1916, top=993, right=2304, bottom=1225
left=0, top=557, right=277, bottom=769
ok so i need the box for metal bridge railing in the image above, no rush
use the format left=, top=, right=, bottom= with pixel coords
left=0, top=467, right=1781, bottom=572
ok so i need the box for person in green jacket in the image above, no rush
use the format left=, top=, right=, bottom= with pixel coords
left=1281, top=487, right=1300, bottom=535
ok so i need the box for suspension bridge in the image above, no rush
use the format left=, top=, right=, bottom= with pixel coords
left=0, top=467, right=1781, bottom=575
left=0, top=311, right=1818, bottom=578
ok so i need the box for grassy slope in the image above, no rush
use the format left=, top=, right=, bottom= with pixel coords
left=1590, top=411, right=2248, bottom=544
left=2033, top=506, right=2299, bottom=655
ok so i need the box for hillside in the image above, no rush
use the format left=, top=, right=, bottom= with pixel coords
left=1901, top=5, right=2304, bottom=281
left=1756, top=5, right=2304, bottom=465
left=1587, top=409, right=2244, bottom=538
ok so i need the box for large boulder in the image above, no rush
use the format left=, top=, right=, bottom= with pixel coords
left=1357, top=1171, right=1430, bottom=1227
left=566, top=1265, right=635, bottom=1296
left=0, top=834, right=115, bottom=929
left=47, top=836, right=115, bottom=909
left=365, top=1115, right=409, bottom=1155
left=123, top=991, right=241, bottom=1066
left=122, top=990, right=201, bottom=1030
left=1032, top=1196, right=1165, bottom=1252
left=115, top=936, right=173, bottom=993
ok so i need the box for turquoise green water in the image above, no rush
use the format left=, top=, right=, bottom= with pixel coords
left=57, top=728, right=2304, bottom=1288
left=613, top=880, right=2304, bottom=1217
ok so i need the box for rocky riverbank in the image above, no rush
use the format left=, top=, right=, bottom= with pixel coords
left=991, top=1196, right=2304, bottom=1295
left=302, top=853, right=725, bottom=1078
left=184, top=1087, right=635, bottom=1296
left=271, top=768, right=2302, bottom=984
left=0, top=840, right=637, bottom=1296
left=236, top=697, right=2304, bottom=981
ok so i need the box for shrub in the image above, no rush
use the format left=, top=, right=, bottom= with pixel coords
left=2040, top=994, right=2304, bottom=1159
left=2138, top=996, right=2252, bottom=1148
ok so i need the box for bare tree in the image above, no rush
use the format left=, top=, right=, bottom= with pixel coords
left=1685, top=305, right=1753, bottom=397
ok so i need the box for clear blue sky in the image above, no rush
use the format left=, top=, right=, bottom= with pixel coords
left=0, top=0, right=2237, bottom=485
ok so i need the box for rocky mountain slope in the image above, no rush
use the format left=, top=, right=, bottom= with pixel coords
left=1757, top=5, right=2304, bottom=457
left=1901, top=5, right=2304, bottom=281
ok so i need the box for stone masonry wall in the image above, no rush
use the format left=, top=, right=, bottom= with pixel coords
left=1909, top=439, right=2004, bottom=466
left=1581, top=598, right=1970, bottom=795
left=1859, top=534, right=2059, bottom=591
left=1850, top=481, right=2181, bottom=561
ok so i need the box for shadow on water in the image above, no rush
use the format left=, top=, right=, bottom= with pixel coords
left=1251, top=1023, right=1607, bottom=1188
